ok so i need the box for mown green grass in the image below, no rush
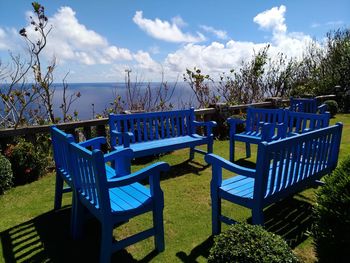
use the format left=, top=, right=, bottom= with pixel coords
left=0, top=114, right=349, bottom=262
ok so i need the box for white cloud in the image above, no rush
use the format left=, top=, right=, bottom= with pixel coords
left=160, top=5, right=313, bottom=79
left=133, top=50, right=162, bottom=72
left=0, top=28, right=9, bottom=50
left=23, top=6, right=132, bottom=65
left=254, top=5, right=287, bottom=35
left=133, top=11, right=205, bottom=43
left=199, top=25, right=228, bottom=40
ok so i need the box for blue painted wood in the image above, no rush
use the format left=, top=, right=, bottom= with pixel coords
left=50, top=126, right=111, bottom=211
left=228, top=107, right=284, bottom=162
left=109, top=108, right=217, bottom=159
left=205, top=123, right=343, bottom=234
left=276, top=111, right=330, bottom=139
left=68, top=141, right=169, bottom=263
left=289, top=97, right=327, bottom=113
left=228, top=108, right=331, bottom=162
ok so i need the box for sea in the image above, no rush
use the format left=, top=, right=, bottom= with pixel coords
left=51, top=82, right=197, bottom=120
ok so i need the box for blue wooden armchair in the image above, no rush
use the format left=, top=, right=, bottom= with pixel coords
left=289, top=97, right=327, bottom=113
left=68, top=141, right=170, bottom=263
left=227, top=107, right=284, bottom=162
left=50, top=126, right=109, bottom=210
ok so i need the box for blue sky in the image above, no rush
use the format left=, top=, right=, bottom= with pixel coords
left=0, top=0, right=349, bottom=82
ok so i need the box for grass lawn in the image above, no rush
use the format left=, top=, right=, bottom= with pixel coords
left=0, top=114, right=349, bottom=262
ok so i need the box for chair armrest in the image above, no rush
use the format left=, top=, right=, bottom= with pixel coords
left=107, top=162, right=170, bottom=187
left=78, top=137, right=106, bottom=150
left=104, top=148, right=134, bottom=163
left=318, top=104, right=327, bottom=114
left=227, top=118, right=245, bottom=137
left=193, top=120, right=217, bottom=136
left=205, top=153, right=256, bottom=178
left=110, top=130, right=122, bottom=147
left=111, top=130, right=134, bottom=148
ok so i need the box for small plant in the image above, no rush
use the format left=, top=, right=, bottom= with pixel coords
left=312, top=155, right=350, bottom=262
left=0, top=153, right=13, bottom=194
left=208, top=223, right=299, bottom=263
left=4, top=139, right=45, bottom=185
left=323, top=100, right=338, bottom=117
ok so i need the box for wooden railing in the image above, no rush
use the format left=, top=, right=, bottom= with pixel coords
left=0, top=95, right=336, bottom=150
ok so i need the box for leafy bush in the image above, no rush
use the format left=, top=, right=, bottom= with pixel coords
left=0, top=153, right=13, bottom=194
left=4, top=139, right=45, bottom=185
left=323, top=100, right=338, bottom=117
left=312, top=155, right=350, bottom=262
left=208, top=223, right=299, bottom=263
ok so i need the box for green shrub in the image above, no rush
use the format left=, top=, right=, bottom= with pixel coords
left=208, top=223, right=299, bottom=263
left=323, top=100, right=338, bottom=117
left=312, top=155, right=350, bottom=262
left=4, top=139, right=45, bottom=185
left=0, top=153, right=13, bottom=194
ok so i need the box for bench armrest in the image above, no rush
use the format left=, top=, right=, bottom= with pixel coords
left=193, top=120, right=217, bottom=136
left=107, top=162, right=170, bottom=188
left=78, top=136, right=106, bottom=150
left=227, top=118, right=245, bottom=137
left=205, top=153, right=256, bottom=178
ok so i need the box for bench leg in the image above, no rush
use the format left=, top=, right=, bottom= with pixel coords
left=100, top=222, right=113, bottom=263
left=230, top=139, right=235, bottom=162
left=189, top=147, right=195, bottom=160
left=153, top=199, right=165, bottom=252
left=211, top=194, right=221, bottom=235
left=54, top=175, right=63, bottom=210
left=252, top=206, right=264, bottom=226
left=71, top=194, right=84, bottom=240
left=245, top=142, right=251, bottom=158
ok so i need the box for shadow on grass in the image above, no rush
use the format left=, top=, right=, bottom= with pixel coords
left=0, top=206, right=157, bottom=262
left=161, top=160, right=209, bottom=181
left=260, top=196, right=314, bottom=248
left=175, top=197, right=313, bottom=262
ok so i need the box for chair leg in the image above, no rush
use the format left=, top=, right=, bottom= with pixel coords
left=100, top=223, right=113, bottom=263
left=230, top=140, right=235, bottom=162
left=189, top=147, right=195, bottom=160
left=153, top=201, right=165, bottom=252
left=208, top=138, right=213, bottom=154
left=245, top=142, right=251, bottom=158
left=54, top=175, right=63, bottom=210
left=252, top=206, right=264, bottom=225
left=211, top=194, right=221, bottom=235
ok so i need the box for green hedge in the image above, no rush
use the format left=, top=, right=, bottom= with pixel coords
left=312, top=155, right=350, bottom=262
left=208, top=223, right=299, bottom=263
left=4, top=139, right=45, bottom=185
left=0, top=153, right=13, bottom=194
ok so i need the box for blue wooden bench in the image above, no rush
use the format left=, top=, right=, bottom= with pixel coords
left=228, top=108, right=330, bottom=162
left=289, top=97, right=327, bottom=113
left=227, top=107, right=285, bottom=162
left=205, top=123, right=343, bottom=234
left=109, top=108, right=217, bottom=159
left=68, top=141, right=169, bottom=263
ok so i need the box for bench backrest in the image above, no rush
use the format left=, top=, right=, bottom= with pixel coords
left=246, top=107, right=284, bottom=132
left=255, top=123, right=343, bottom=201
left=289, top=97, right=317, bottom=113
left=281, top=111, right=330, bottom=136
left=50, top=126, right=75, bottom=184
left=109, top=108, right=195, bottom=145
left=68, top=142, right=109, bottom=214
